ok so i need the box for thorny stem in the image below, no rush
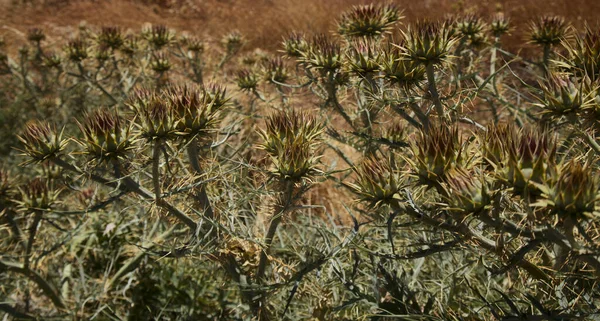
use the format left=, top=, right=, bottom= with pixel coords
left=0, top=259, right=65, bottom=310
left=152, top=140, right=162, bottom=202
left=186, top=137, right=215, bottom=221
left=426, top=63, right=445, bottom=119
left=51, top=157, right=197, bottom=231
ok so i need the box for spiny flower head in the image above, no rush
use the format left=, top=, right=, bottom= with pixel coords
left=456, top=14, right=487, bottom=38
left=504, top=126, right=557, bottom=196
left=236, top=69, right=259, bottom=92
left=379, top=42, right=425, bottom=89
left=42, top=51, right=62, bottom=69
left=222, top=31, right=244, bottom=56
left=536, top=73, right=592, bottom=117
left=302, top=34, right=343, bottom=73
left=410, top=123, right=462, bottom=183
left=77, top=108, right=133, bottom=162
left=64, top=38, right=89, bottom=62
left=443, top=168, right=491, bottom=214
left=128, top=88, right=177, bottom=141
left=97, top=26, right=124, bottom=50
left=561, top=25, right=600, bottom=80
left=400, top=20, right=457, bottom=66
left=538, top=159, right=599, bottom=219
left=282, top=32, right=309, bottom=58
left=478, top=122, right=514, bottom=168
left=202, top=82, right=230, bottom=110
left=346, top=38, right=381, bottom=76
left=0, top=169, right=15, bottom=209
left=529, top=16, right=569, bottom=47
left=380, top=121, right=408, bottom=149
left=143, top=24, right=175, bottom=49
left=259, top=109, right=323, bottom=156
left=185, top=36, right=205, bottom=53
left=337, top=3, right=401, bottom=39
left=121, top=35, right=139, bottom=56
left=16, top=177, right=56, bottom=211
left=490, top=13, right=510, bottom=38
left=259, top=109, right=323, bottom=182
left=150, top=52, right=171, bottom=73
left=349, top=155, right=402, bottom=208
left=27, top=28, right=46, bottom=43
left=166, top=85, right=221, bottom=139
left=18, top=121, right=66, bottom=164
left=262, top=56, right=288, bottom=84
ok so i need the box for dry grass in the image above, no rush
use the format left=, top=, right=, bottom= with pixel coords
left=2, top=0, right=600, bottom=54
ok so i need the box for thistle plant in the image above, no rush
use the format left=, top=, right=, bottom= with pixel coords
left=262, top=56, right=288, bottom=84
left=302, top=34, right=343, bottom=73
left=337, top=3, right=401, bottom=39
left=16, top=177, right=56, bottom=211
left=490, top=13, right=510, bottom=38
left=456, top=14, right=488, bottom=48
left=166, top=84, right=221, bottom=140
left=346, top=38, right=381, bottom=76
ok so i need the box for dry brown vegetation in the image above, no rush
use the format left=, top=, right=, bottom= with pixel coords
left=2, top=0, right=600, bottom=53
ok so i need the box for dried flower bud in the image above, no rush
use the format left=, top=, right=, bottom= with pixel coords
left=18, top=121, right=66, bottom=164
left=491, top=13, right=510, bottom=38
left=346, top=38, right=381, bottom=75
left=504, top=126, right=557, bottom=196
left=166, top=85, right=220, bottom=139
left=302, top=34, right=343, bottom=72
left=150, top=52, right=171, bottom=73
left=536, top=73, right=592, bottom=117
left=560, top=25, right=600, bottom=80
left=259, top=109, right=323, bottom=181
